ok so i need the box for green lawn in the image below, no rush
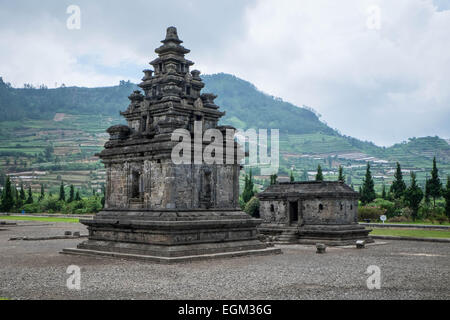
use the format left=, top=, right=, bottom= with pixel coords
left=370, top=228, right=450, bottom=239
left=0, top=215, right=79, bottom=223
left=372, top=221, right=450, bottom=226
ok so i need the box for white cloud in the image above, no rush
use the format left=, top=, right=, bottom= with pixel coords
left=205, top=0, right=450, bottom=146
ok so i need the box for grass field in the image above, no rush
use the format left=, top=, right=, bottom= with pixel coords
left=0, top=215, right=80, bottom=223
left=370, top=221, right=450, bottom=226
left=370, top=228, right=450, bottom=239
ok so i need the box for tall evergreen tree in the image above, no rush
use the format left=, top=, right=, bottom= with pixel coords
left=39, top=184, right=45, bottom=201
left=301, top=169, right=308, bottom=182
left=444, top=176, right=450, bottom=218
left=59, top=181, right=65, bottom=201
left=427, top=157, right=442, bottom=207
left=68, top=184, right=75, bottom=203
left=381, top=183, right=387, bottom=199
left=290, top=171, right=295, bottom=182
left=361, top=163, right=376, bottom=205
left=404, top=172, right=423, bottom=221
left=26, top=186, right=33, bottom=204
left=242, top=169, right=255, bottom=203
left=424, top=179, right=431, bottom=204
left=315, top=165, right=324, bottom=181
left=101, top=184, right=106, bottom=208
left=0, top=170, right=6, bottom=187
left=270, top=174, right=278, bottom=185
left=19, top=183, right=26, bottom=201
left=338, top=166, right=345, bottom=183
left=1, top=176, right=14, bottom=212
left=390, top=162, right=406, bottom=199
left=14, top=185, right=21, bottom=208
left=75, top=190, right=81, bottom=201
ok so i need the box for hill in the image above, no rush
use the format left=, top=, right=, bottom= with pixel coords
left=0, top=73, right=449, bottom=194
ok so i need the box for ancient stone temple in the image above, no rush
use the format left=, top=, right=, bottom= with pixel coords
left=62, top=27, right=280, bottom=262
left=257, top=182, right=373, bottom=245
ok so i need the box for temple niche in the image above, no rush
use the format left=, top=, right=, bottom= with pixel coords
left=63, top=27, right=280, bottom=262
left=257, top=181, right=373, bottom=245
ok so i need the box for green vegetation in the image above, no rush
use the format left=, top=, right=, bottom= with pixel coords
left=390, top=162, right=406, bottom=199
left=370, top=228, right=450, bottom=239
left=1, top=73, right=450, bottom=211
left=338, top=166, right=345, bottom=183
left=244, top=196, right=260, bottom=218
left=0, top=77, right=136, bottom=121
left=358, top=158, right=450, bottom=226
left=427, top=157, right=442, bottom=207
left=315, top=165, right=323, bottom=181
left=360, top=163, right=376, bottom=205
left=242, top=169, right=255, bottom=204
left=0, top=215, right=79, bottom=223
left=366, top=221, right=450, bottom=226
left=445, top=176, right=450, bottom=217
left=404, top=172, right=423, bottom=220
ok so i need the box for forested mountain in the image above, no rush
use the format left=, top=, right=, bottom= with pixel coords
left=203, top=73, right=334, bottom=135
left=0, top=73, right=333, bottom=136
left=0, top=73, right=448, bottom=165
left=0, top=77, right=135, bottom=121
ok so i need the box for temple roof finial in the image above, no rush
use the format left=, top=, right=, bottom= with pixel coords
left=163, top=26, right=182, bottom=44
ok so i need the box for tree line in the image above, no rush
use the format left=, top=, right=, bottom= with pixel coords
left=0, top=177, right=104, bottom=214
left=240, top=157, right=450, bottom=223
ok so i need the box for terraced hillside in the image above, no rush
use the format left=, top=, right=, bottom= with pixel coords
left=0, top=73, right=449, bottom=194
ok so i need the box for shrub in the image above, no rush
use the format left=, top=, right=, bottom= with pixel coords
left=372, top=198, right=398, bottom=218
left=40, top=197, right=64, bottom=213
left=244, top=196, right=260, bottom=218
left=435, top=215, right=449, bottom=225
left=358, top=206, right=386, bottom=221
left=400, top=207, right=413, bottom=219
left=388, top=216, right=409, bottom=223
left=21, top=202, right=42, bottom=214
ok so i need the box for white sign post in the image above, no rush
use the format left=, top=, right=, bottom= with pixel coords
left=380, top=215, right=387, bottom=224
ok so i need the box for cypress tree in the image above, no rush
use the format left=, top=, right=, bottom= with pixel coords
left=68, top=184, right=75, bottom=203
left=301, top=169, right=308, bottom=182
left=59, top=181, right=65, bottom=201
left=270, top=174, right=278, bottom=185
left=424, top=179, right=431, bottom=204
left=381, top=183, right=386, bottom=199
left=1, top=176, right=14, bottom=212
left=14, top=185, right=22, bottom=208
left=290, top=171, right=295, bottom=182
left=390, top=162, right=406, bottom=199
left=39, top=184, right=45, bottom=201
left=315, top=165, right=324, bottom=181
left=75, top=190, right=81, bottom=201
left=19, top=183, right=26, bottom=201
left=427, top=157, right=442, bottom=207
left=338, top=166, right=345, bottom=183
left=361, top=163, right=376, bottom=205
left=404, top=172, right=423, bottom=221
left=26, top=186, right=33, bottom=204
left=444, top=176, right=450, bottom=218
left=242, top=169, right=255, bottom=203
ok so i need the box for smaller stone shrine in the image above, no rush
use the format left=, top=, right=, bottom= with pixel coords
left=257, top=181, right=373, bottom=245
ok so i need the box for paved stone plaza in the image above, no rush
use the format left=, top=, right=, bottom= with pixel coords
left=0, top=220, right=449, bottom=300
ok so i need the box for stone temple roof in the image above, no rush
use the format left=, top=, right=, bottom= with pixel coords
left=257, top=181, right=359, bottom=200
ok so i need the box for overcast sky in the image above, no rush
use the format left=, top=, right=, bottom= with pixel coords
left=0, top=0, right=449, bottom=146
